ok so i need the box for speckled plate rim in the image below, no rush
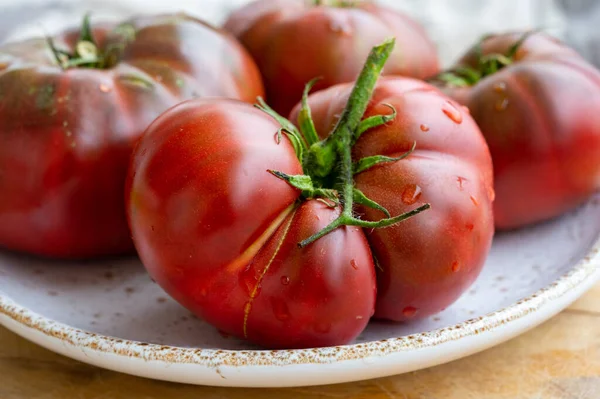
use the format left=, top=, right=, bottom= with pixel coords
left=0, top=238, right=599, bottom=388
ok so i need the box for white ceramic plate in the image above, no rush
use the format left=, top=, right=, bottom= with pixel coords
left=0, top=193, right=599, bottom=387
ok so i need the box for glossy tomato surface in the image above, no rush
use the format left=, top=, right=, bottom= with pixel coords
left=128, top=77, right=494, bottom=348
left=438, top=32, right=600, bottom=229
left=127, top=100, right=376, bottom=348
left=291, top=77, right=495, bottom=321
left=0, top=14, right=264, bottom=258
left=225, top=0, right=439, bottom=115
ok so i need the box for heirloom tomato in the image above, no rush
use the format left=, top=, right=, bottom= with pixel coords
left=0, top=14, right=264, bottom=258
left=225, top=0, right=439, bottom=115
left=432, top=32, right=600, bottom=229
left=127, top=40, right=494, bottom=349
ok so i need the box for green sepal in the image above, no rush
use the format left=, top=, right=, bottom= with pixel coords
left=434, top=72, right=471, bottom=88
left=352, top=188, right=390, bottom=218
left=355, top=103, right=397, bottom=141
left=283, top=129, right=305, bottom=161
left=268, top=170, right=338, bottom=202
left=433, top=66, right=481, bottom=88
left=353, top=141, right=416, bottom=175
left=298, top=203, right=431, bottom=248
left=45, top=36, right=69, bottom=69
left=79, top=14, right=96, bottom=46
left=256, top=97, right=301, bottom=139
left=255, top=97, right=306, bottom=161
left=507, top=30, right=537, bottom=59
left=298, top=78, right=321, bottom=146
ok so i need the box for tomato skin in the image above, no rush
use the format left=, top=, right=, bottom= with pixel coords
left=237, top=200, right=375, bottom=349
left=225, top=0, right=439, bottom=115
left=0, top=14, right=264, bottom=258
left=439, top=33, right=600, bottom=229
left=290, top=78, right=495, bottom=321
left=127, top=100, right=375, bottom=348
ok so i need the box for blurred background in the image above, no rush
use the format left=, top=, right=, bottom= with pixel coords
left=0, top=0, right=598, bottom=66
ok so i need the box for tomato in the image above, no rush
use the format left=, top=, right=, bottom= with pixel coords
left=127, top=41, right=493, bottom=348
left=224, top=0, right=439, bottom=115
left=432, top=32, right=600, bottom=229
left=127, top=99, right=376, bottom=348
left=0, top=14, right=264, bottom=258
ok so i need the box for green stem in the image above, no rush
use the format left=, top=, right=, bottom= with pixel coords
left=310, top=39, right=395, bottom=224
left=304, top=39, right=395, bottom=179
left=330, top=39, right=395, bottom=146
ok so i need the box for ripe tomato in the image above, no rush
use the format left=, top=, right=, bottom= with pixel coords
left=432, top=32, right=600, bottom=229
left=225, top=0, right=439, bottom=115
left=127, top=41, right=493, bottom=348
left=127, top=99, right=376, bottom=348
left=0, top=14, right=264, bottom=258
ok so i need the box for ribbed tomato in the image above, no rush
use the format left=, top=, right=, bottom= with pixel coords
left=225, top=0, right=439, bottom=115
left=0, top=14, right=264, bottom=258
left=433, top=32, right=600, bottom=229
left=127, top=41, right=493, bottom=348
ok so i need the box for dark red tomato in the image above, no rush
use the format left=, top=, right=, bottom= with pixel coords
left=224, top=0, right=439, bottom=115
left=127, top=100, right=376, bottom=348
left=128, top=41, right=493, bottom=348
left=290, top=78, right=494, bottom=320
left=0, top=14, right=264, bottom=258
left=434, top=32, right=600, bottom=229
left=128, top=87, right=492, bottom=347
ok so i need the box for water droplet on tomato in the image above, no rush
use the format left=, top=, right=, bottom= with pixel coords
left=99, top=84, right=111, bottom=93
left=314, top=321, right=332, bottom=334
left=495, top=98, right=509, bottom=111
left=351, top=259, right=359, bottom=270
left=402, top=306, right=418, bottom=318
left=420, top=124, right=430, bottom=132
left=280, top=276, right=290, bottom=285
left=402, top=184, right=422, bottom=205
left=272, top=298, right=291, bottom=321
left=442, top=101, right=463, bottom=124
left=457, top=176, right=468, bottom=190
left=493, top=82, right=507, bottom=93
left=470, top=195, right=479, bottom=207
left=451, top=261, right=460, bottom=272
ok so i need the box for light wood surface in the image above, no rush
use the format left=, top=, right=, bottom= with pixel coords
left=1, top=282, right=598, bottom=399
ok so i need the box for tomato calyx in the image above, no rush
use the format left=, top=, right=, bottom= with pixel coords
left=46, top=14, right=135, bottom=70
left=257, top=39, right=431, bottom=248
left=431, top=31, right=536, bottom=88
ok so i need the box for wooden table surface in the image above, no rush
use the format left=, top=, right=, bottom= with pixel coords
left=0, top=282, right=598, bottom=399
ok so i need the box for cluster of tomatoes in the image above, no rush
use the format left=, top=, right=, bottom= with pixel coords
left=1, top=0, right=599, bottom=349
